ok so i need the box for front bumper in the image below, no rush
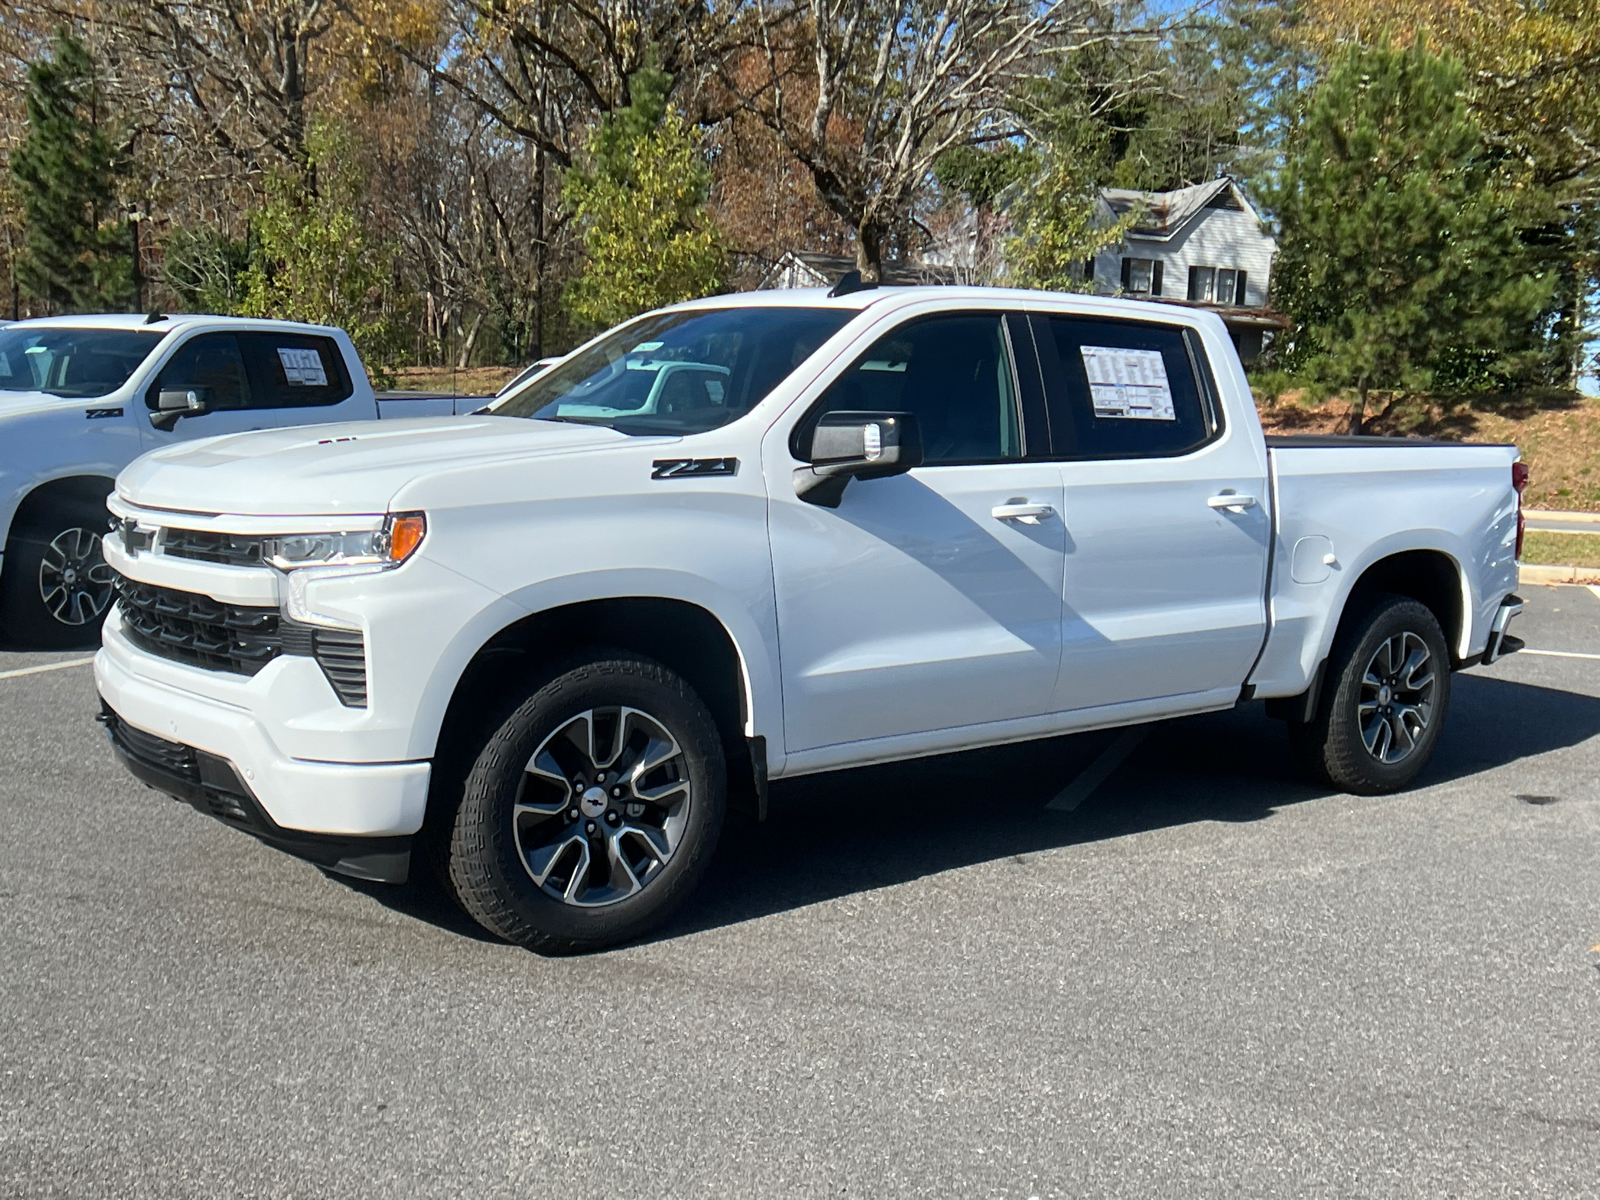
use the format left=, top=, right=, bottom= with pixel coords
left=95, top=642, right=430, bottom=842
left=99, top=703, right=413, bottom=883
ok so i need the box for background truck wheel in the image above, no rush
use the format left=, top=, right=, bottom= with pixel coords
left=0, top=501, right=117, bottom=649
left=445, top=650, right=726, bottom=954
left=1291, top=593, right=1452, bottom=795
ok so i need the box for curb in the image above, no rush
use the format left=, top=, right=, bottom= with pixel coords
left=1519, top=563, right=1600, bottom=585
left=1524, top=509, right=1600, bottom=523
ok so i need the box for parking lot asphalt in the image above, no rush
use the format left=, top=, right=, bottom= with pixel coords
left=2, top=589, right=1598, bottom=1198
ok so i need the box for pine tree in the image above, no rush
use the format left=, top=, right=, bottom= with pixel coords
left=11, top=31, right=133, bottom=313
left=1273, top=42, right=1553, bottom=431
left=563, top=65, right=724, bottom=330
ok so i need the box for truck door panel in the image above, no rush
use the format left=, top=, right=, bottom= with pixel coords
left=1031, top=313, right=1270, bottom=710
left=765, top=311, right=1066, bottom=754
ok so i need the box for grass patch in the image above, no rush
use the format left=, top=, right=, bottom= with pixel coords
left=382, top=365, right=521, bottom=395
left=1520, top=530, right=1600, bottom=568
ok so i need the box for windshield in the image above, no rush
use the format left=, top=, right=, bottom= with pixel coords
left=491, top=306, right=852, bottom=435
left=0, top=327, right=164, bottom=399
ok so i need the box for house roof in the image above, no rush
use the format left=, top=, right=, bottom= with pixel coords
left=761, top=251, right=960, bottom=289
left=1100, top=178, right=1239, bottom=241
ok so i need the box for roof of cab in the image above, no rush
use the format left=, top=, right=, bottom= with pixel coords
left=671, top=284, right=1225, bottom=330
left=5, top=313, right=343, bottom=334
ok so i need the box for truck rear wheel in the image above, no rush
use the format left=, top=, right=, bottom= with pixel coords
left=1291, top=594, right=1451, bottom=794
left=445, top=651, right=726, bottom=954
left=0, top=501, right=116, bottom=649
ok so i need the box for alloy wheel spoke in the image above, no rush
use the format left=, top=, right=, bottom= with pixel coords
left=622, top=822, right=672, bottom=862
left=525, top=833, right=586, bottom=889
left=633, top=777, right=689, bottom=805
left=603, top=834, right=645, bottom=897
left=1386, top=711, right=1415, bottom=758
left=515, top=795, right=570, bottom=818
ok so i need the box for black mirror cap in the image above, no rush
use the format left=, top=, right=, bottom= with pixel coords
left=151, top=386, right=212, bottom=430
left=157, top=386, right=212, bottom=413
left=811, top=410, right=922, bottom=472
left=795, top=411, right=922, bottom=506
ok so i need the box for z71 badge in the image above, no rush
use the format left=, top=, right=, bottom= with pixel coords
left=651, top=457, right=739, bottom=480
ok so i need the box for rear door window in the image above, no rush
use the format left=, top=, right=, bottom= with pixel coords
left=235, top=332, right=354, bottom=408
left=1035, top=315, right=1220, bottom=459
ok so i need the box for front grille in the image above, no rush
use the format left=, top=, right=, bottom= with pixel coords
left=101, top=704, right=261, bottom=830
left=115, top=575, right=282, bottom=675
left=113, top=717, right=200, bottom=782
left=113, top=573, right=368, bottom=706
left=157, top=526, right=266, bottom=568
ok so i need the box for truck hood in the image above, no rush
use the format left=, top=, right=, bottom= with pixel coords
left=0, top=391, right=82, bottom=420
left=118, top=416, right=643, bottom=516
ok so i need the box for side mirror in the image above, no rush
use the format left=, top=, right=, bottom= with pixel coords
left=151, top=386, right=212, bottom=431
left=794, top=410, right=923, bottom=507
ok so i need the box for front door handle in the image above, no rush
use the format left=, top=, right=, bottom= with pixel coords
left=1207, top=493, right=1257, bottom=512
left=991, top=502, right=1056, bottom=524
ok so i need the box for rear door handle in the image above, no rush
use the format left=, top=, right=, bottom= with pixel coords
left=991, top=502, right=1056, bottom=524
left=1207, top=493, right=1257, bottom=512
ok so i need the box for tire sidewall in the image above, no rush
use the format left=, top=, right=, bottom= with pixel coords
left=1319, top=596, right=1452, bottom=794
left=1, top=506, right=113, bottom=648
left=450, top=653, right=726, bottom=952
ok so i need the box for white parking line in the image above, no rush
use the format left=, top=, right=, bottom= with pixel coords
left=1047, top=724, right=1149, bottom=812
left=0, top=656, right=97, bottom=682
left=1519, top=648, right=1600, bottom=661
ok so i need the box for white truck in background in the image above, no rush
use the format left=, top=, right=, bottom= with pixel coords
left=95, top=286, right=1527, bottom=954
left=0, top=315, right=485, bottom=647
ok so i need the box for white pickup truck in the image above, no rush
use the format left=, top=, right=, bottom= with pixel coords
left=95, top=286, right=1527, bottom=953
left=0, top=314, right=482, bottom=646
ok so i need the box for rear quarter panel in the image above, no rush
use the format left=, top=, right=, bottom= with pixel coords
left=1250, top=442, right=1519, bottom=697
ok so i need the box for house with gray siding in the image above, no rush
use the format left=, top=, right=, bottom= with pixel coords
left=759, top=177, right=1285, bottom=360
left=1088, top=178, right=1283, bottom=360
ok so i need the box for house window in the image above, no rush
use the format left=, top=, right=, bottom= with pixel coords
left=1120, top=257, right=1164, bottom=296
left=1188, top=266, right=1249, bottom=306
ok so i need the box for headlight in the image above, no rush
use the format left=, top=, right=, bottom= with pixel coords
left=265, top=512, right=426, bottom=571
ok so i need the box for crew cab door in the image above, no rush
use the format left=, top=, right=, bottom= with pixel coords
left=1027, top=312, right=1270, bottom=711
left=139, top=330, right=376, bottom=449
left=765, top=311, right=1065, bottom=755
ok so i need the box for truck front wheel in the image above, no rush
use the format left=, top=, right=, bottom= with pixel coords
left=0, top=502, right=117, bottom=648
left=445, top=651, right=726, bottom=954
left=1291, top=594, right=1452, bottom=795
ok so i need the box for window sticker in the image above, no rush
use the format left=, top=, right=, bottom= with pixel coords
left=277, top=347, right=328, bottom=387
left=1079, top=345, right=1175, bottom=420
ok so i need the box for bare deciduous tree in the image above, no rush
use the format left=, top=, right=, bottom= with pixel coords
left=734, top=0, right=1108, bottom=280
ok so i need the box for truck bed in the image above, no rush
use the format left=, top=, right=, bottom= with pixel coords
left=1249, top=436, right=1521, bottom=700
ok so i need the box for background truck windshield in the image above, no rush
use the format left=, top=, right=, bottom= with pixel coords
left=490, top=306, right=852, bottom=435
left=0, top=328, right=164, bottom=398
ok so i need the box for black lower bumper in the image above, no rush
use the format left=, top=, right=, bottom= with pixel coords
left=99, top=700, right=411, bottom=883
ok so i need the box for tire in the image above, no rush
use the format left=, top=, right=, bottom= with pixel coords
left=445, top=650, right=726, bottom=954
left=1290, top=593, right=1452, bottom=795
left=0, top=501, right=117, bottom=649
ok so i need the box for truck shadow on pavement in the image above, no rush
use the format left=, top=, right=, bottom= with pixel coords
left=338, top=672, right=1600, bottom=948
left=658, top=672, right=1600, bottom=943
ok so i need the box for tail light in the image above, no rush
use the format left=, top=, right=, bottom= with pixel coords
left=1511, top=461, right=1529, bottom=559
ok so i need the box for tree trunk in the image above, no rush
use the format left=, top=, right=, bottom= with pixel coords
left=855, top=224, right=885, bottom=283
left=1347, top=384, right=1368, bottom=436
left=456, top=310, right=485, bottom=370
